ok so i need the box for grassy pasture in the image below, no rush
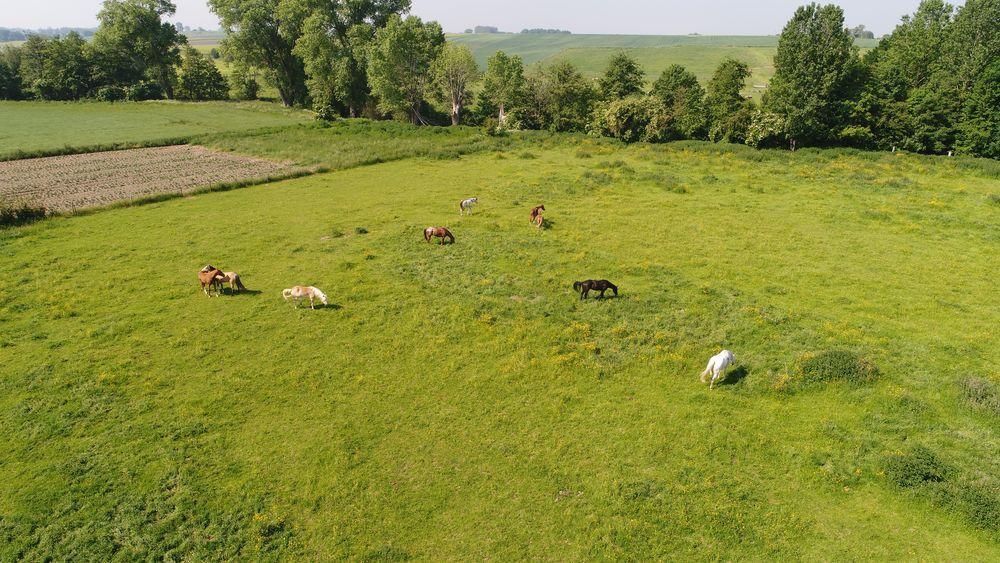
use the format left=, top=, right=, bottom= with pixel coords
left=0, top=100, right=310, bottom=158
left=1, top=128, right=997, bottom=558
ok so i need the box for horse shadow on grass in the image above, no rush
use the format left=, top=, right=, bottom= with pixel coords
left=222, top=289, right=263, bottom=297
left=538, top=217, right=557, bottom=231
left=717, top=366, right=749, bottom=387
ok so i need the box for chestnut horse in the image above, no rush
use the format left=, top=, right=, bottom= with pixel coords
left=530, top=205, right=545, bottom=224
left=198, top=268, right=226, bottom=296
left=424, top=227, right=455, bottom=245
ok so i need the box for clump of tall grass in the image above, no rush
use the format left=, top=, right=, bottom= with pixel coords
left=960, top=376, right=999, bottom=414
left=884, top=445, right=949, bottom=488
left=796, top=350, right=879, bottom=385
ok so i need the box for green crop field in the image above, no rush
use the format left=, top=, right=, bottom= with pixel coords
left=0, top=101, right=310, bottom=158
left=1, top=121, right=997, bottom=559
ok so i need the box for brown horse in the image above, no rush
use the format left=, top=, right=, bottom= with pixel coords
left=198, top=268, right=226, bottom=296
left=424, top=226, right=455, bottom=245
left=530, top=205, right=545, bottom=224
left=573, top=280, right=619, bottom=300
left=533, top=211, right=544, bottom=230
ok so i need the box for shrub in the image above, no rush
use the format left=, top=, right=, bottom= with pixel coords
left=125, top=81, right=164, bottom=102
left=354, top=227, right=369, bottom=235
left=93, top=85, right=126, bottom=102
left=229, top=66, right=260, bottom=101
left=746, top=110, right=786, bottom=149
left=482, top=117, right=506, bottom=137
left=313, top=104, right=338, bottom=121
left=209, top=48, right=221, bottom=59
left=0, top=199, right=47, bottom=227
left=590, top=96, right=676, bottom=144
left=797, top=350, right=879, bottom=384
left=176, top=48, right=228, bottom=101
left=884, top=445, right=949, bottom=488
left=961, top=376, right=1000, bottom=414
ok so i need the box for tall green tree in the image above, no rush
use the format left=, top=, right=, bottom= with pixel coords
left=292, top=0, right=411, bottom=116
left=18, top=33, right=92, bottom=100
left=366, top=14, right=444, bottom=124
left=92, top=0, right=185, bottom=98
left=598, top=52, right=645, bottom=100
left=209, top=0, right=307, bottom=106
left=479, top=51, right=526, bottom=124
left=705, top=58, right=753, bottom=143
left=529, top=60, right=597, bottom=132
left=431, top=43, right=479, bottom=125
left=651, top=64, right=708, bottom=139
left=859, top=0, right=955, bottom=151
left=764, top=3, right=862, bottom=147
left=0, top=45, right=24, bottom=99
left=176, top=47, right=229, bottom=100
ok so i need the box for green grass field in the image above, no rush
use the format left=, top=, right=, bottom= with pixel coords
left=1, top=124, right=997, bottom=558
left=543, top=45, right=776, bottom=95
left=0, top=100, right=310, bottom=158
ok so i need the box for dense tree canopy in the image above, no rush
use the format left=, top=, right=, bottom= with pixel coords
left=528, top=60, right=597, bottom=133
left=366, top=15, right=444, bottom=124
left=652, top=65, right=708, bottom=139
left=431, top=43, right=479, bottom=126
left=479, top=51, right=527, bottom=124
left=92, top=0, right=184, bottom=98
left=598, top=52, right=645, bottom=100
left=176, top=47, right=228, bottom=100
left=764, top=3, right=862, bottom=146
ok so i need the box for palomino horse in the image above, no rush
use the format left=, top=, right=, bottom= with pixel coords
left=459, top=197, right=478, bottom=215
left=424, top=227, right=455, bottom=245
left=573, top=280, right=619, bottom=300
left=282, top=286, right=329, bottom=309
left=198, top=268, right=226, bottom=296
left=201, top=265, right=246, bottom=294
left=530, top=205, right=545, bottom=224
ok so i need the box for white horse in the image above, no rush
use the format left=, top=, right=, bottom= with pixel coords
left=700, top=350, right=735, bottom=390
left=282, top=286, right=329, bottom=309
left=459, top=197, right=478, bottom=215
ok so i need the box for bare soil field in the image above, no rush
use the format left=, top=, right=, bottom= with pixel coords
left=0, top=145, right=290, bottom=211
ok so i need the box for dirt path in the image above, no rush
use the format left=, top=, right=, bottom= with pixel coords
left=0, top=145, right=290, bottom=212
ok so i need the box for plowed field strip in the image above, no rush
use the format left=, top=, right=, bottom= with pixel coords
left=0, top=145, right=290, bottom=211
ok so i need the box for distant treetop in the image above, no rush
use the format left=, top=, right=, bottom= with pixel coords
left=521, top=29, right=571, bottom=34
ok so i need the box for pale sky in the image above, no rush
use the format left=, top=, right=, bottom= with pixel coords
left=0, top=0, right=964, bottom=35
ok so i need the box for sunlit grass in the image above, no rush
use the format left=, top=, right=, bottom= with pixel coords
left=0, top=136, right=996, bottom=559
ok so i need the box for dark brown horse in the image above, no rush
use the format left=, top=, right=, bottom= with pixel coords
left=198, top=268, right=226, bottom=296
left=573, top=280, right=619, bottom=300
left=424, top=226, right=455, bottom=245
left=530, top=205, right=545, bottom=224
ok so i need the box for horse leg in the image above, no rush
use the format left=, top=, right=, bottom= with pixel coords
left=310, top=295, right=315, bottom=310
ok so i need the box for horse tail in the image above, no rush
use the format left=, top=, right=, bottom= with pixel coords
left=573, top=281, right=582, bottom=293
left=424, top=228, right=431, bottom=242
left=235, top=275, right=246, bottom=290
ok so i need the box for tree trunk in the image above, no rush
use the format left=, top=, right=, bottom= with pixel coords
left=498, top=103, right=506, bottom=124
left=451, top=99, right=461, bottom=126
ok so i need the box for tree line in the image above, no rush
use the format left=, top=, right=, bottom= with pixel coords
left=0, top=1, right=996, bottom=158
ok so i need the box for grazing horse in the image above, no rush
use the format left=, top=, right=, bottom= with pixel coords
left=459, top=197, right=478, bottom=215
left=530, top=205, right=545, bottom=224
left=218, top=272, right=247, bottom=293
left=573, top=280, right=618, bottom=300
left=282, top=286, right=329, bottom=309
left=424, top=226, right=455, bottom=245
left=533, top=211, right=544, bottom=230
left=198, top=268, right=226, bottom=296
left=700, top=350, right=736, bottom=390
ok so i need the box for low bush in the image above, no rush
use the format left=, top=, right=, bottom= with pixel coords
left=0, top=199, right=47, bottom=227
left=797, top=350, right=879, bottom=384
left=314, top=104, right=338, bottom=122
left=884, top=445, right=949, bottom=488
left=125, top=81, right=164, bottom=102
left=93, top=85, right=126, bottom=102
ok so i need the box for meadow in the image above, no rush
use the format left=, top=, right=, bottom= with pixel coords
left=1, top=124, right=997, bottom=559
left=0, top=100, right=310, bottom=159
